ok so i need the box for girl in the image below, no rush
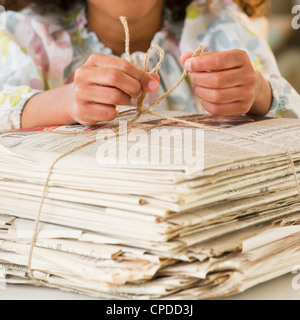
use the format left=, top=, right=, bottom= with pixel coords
left=0, top=0, right=299, bottom=129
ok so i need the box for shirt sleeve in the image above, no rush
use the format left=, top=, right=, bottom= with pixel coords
left=0, top=10, right=46, bottom=130
left=179, top=0, right=300, bottom=118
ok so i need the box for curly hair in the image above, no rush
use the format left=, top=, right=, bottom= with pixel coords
left=0, top=0, right=267, bottom=19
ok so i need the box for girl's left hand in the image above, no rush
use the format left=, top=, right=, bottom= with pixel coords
left=181, top=49, right=272, bottom=116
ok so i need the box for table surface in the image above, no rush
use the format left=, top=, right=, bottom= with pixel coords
left=0, top=272, right=299, bottom=300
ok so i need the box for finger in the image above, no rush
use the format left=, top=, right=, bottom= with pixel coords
left=78, top=86, right=131, bottom=106
left=190, top=68, right=249, bottom=89
left=201, top=100, right=251, bottom=116
left=76, top=103, right=119, bottom=125
left=195, top=86, right=245, bottom=104
left=79, top=66, right=143, bottom=99
left=184, top=49, right=250, bottom=72
left=86, top=54, right=160, bottom=93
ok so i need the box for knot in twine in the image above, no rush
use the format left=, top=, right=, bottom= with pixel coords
left=119, top=16, right=204, bottom=127
left=25, top=17, right=300, bottom=287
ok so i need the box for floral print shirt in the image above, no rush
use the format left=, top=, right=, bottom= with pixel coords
left=0, top=0, right=299, bottom=129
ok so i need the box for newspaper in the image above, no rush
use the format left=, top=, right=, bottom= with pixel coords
left=0, top=111, right=300, bottom=299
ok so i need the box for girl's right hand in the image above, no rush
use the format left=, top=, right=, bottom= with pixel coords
left=69, top=54, right=160, bottom=126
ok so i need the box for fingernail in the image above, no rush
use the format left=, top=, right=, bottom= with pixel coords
left=148, top=80, right=159, bottom=91
left=184, top=60, right=192, bottom=72
left=115, top=106, right=119, bottom=115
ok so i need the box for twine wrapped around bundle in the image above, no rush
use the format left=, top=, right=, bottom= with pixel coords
left=25, top=17, right=300, bottom=286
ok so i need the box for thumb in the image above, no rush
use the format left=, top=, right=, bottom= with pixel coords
left=180, top=50, right=213, bottom=65
left=180, top=52, right=194, bottom=65
left=140, top=73, right=160, bottom=93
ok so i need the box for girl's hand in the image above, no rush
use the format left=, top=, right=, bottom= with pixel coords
left=69, top=54, right=160, bottom=126
left=181, top=49, right=272, bottom=116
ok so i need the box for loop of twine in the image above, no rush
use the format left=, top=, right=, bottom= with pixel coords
left=0, top=17, right=298, bottom=286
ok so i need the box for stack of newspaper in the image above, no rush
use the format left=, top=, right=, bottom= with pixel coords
left=0, top=112, right=300, bottom=299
